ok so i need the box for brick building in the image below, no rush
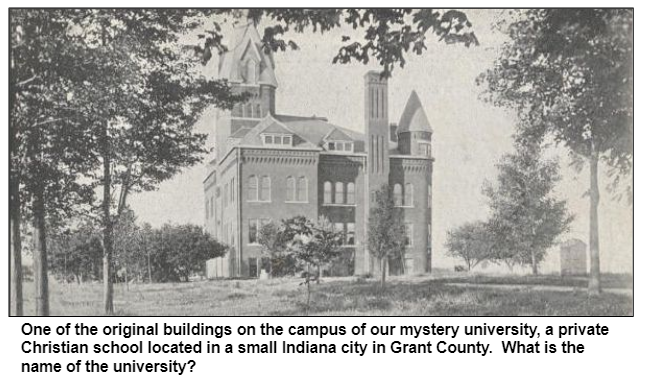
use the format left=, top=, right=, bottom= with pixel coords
left=204, top=23, right=434, bottom=278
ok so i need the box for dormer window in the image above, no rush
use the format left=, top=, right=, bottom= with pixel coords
left=326, top=140, right=353, bottom=153
left=244, top=59, right=259, bottom=84
left=262, top=134, right=293, bottom=147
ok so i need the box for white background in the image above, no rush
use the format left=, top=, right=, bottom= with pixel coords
left=2, top=1, right=641, bottom=384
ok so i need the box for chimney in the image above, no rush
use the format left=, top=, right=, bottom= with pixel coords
left=389, top=123, right=398, bottom=142
left=364, top=71, right=390, bottom=177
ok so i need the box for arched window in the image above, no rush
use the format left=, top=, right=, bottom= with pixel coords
left=335, top=182, right=344, bottom=204
left=347, top=182, right=356, bottom=205
left=297, top=177, right=308, bottom=202
left=405, top=183, right=414, bottom=207
left=286, top=176, right=295, bottom=201
left=260, top=176, right=271, bottom=201
left=324, top=181, right=332, bottom=204
left=393, top=184, right=403, bottom=206
left=247, top=175, right=258, bottom=201
left=246, top=59, right=258, bottom=84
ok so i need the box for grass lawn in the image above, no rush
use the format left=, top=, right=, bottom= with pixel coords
left=18, top=273, right=632, bottom=316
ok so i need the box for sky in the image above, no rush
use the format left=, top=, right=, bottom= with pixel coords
left=128, top=10, right=633, bottom=273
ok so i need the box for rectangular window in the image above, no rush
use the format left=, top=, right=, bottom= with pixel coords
left=265, top=135, right=273, bottom=144
left=344, top=142, right=353, bottom=152
left=297, top=178, right=307, bottom=202
left=329, top=142, right=336, bottom=151
left=283, top=136, right=291, bottom=145
left=347, top=183, right=355, bottom=205
left=231, top=178, right=235, bottom=203
left=249, top=219, right=258, bottom=244
left=205, top=199, right=209, bottom=219
left=335, top=182, right=344, bottom=204
left=427, top=224, right=432, bottom=246
left=347, top=223, right=355, bottom=245
left=223, top=183, right=228, bottom=207
left=210, top=197, right=214, bottom=217
left=334, top=222, right=344, bottom=237
left=405, top=224, right=413, bottom=247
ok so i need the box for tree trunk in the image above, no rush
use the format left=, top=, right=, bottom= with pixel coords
left=101, top=125, right=115, bottom=314
left=588, top=150, right=601, bottom=295
left=10, top=177, right=23, bottom=316
left=531, top=253, right=538, bottom=275
left=32, top=188, right=49, bottom=316
left=380, top=258, right=387, bottom=288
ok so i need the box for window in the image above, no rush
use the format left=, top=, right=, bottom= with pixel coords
left=428, top=184, right=432, bottom=208
left=346, top=223, right=355, bottom=245
left=405, top=224, right=413, bottom=247
left=393, top=184, right=403, bottom=206
left=297, top=177, right=307, bottom=202
left=249, top=219, right=258, bottom=244
left=286, top=176, right=295, bottom=201
left=334, top=223, right=344, bottom=234
left=253, top=103, right=261, bottom=119
left=224, top=183, right=229, bottom=207
left=346, top=182, right=356, bottom=205
left=427, top=224, right=432, bottom=246
left=248, top=175, right=258, bottom=201
left=326, top=141, right=353, bottom=153
left=262, top=134, right=293, bottom=147
left=260, top=176, right=271, bottom=201
left=335, top=182, right=344, bottom=204
left=404, top=183, right=414, bottom=207
left=324, top=181, right=332, bottom=204
left=210, top=197, right=214, bottom=217
left=419, top=143, right=431, bottom=157
left=246, top=59, right=258, bottom=84
left=231, top=178, right=235, bottom=204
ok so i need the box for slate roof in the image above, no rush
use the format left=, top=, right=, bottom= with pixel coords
left=397, top=91, right=433, bottom=134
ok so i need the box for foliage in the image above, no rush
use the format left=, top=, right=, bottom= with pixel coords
left=246, top=9, right=478, bottom=77
left=479, top=9, right=632, bottom=179
left=484, top=139, right=573, bottom=273
left=445, top=221, right=496, bottom=271
left=48, top=223, right=104, bottom=283
left=280, top=216, right=344, bottom=314
left=368, top=184, right=407, bottom=286
left=478, top=9, right=632, bottom=292
left=257, top=221, right=293, bottom=277
left=49, top=219, right=227, bottom=284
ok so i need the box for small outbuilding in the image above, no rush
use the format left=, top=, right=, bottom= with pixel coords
left=560, top=239, right=587, bottom=276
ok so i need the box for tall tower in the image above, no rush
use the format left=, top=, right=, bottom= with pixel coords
left=396, top=91, right=433, bottom=157
left=363, top=71, right=390, bottom=274
left=365, top=71, right=390, bottom=193
left=214, top=22, right=278, bottom=161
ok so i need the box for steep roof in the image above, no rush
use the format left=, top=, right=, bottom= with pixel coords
left=397, top=91, right=433, bottom=134
left=218, top=22, right=278, bottom=87
left=322, top=127, right=355, bottom=142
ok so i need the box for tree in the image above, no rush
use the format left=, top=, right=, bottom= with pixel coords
left=49, top=222, right=103, bottom=284
left=257, top=221, right=290, bottom=277
left=479, top=9, right=632, bottom=293
left=368, top=184, right=407, bottom=288
left=484, top=139, right=573, bottom=274
left=10, top=10, right=96, bottom=315
left=445, top=221, right=495, bottom=271
left=10, top=8, right=478, bottom=315
left=248, top=9, right=478, bottom=77
left=281, top=216, right=344, bottom=315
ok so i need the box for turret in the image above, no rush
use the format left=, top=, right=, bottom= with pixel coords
left=396, top=91, right=433, bottom=158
